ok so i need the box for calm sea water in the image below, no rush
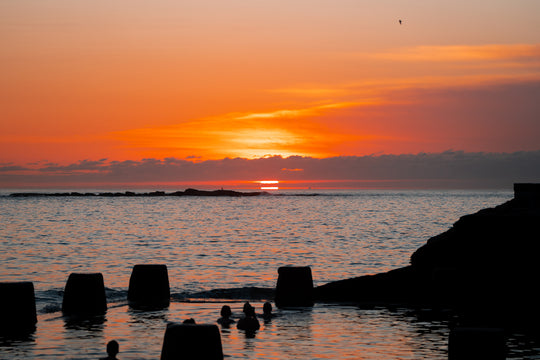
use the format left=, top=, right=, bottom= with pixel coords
left=2, top=189, right=539, bottom=359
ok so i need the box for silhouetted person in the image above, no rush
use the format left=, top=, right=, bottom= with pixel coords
left=242, top=301, right=252, bottom=314
left=262, top=301, right=274, bottom=321
left=100, top=340, right=119, bottom=360
left=399, top=19, right=402, bottom=25
left=182, top=318, right=196, bottom=324
left=237, top=303, right=260, bottom=331
left=217, top=305, right=235, bottom=327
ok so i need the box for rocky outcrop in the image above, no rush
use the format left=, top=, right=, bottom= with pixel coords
left=315, top=184, right=540, bottom=328
left=180, top=188, right=265, bottom=197
left=9, top=189, right=269, bottom=197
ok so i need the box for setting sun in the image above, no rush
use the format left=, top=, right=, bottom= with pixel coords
left=2, top=1, right=540, bottom=358
left=0, top=0, right=539, bottom=189
left=259, top=180, right=279, bottom=190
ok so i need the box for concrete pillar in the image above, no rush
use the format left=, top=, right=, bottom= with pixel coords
left=128, top=264, right=170, bottom=309
left=0, top=282, right=37, bottom=334
left=62, top=273, right=107, bottom=316
left=160, top=323, right=223, bottom=360
left=275, top=266, right=314, bottom=308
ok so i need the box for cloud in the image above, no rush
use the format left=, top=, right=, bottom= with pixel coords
left=268, top=87, right=349, bottom=98
left=0, top=165, right=29, bottom=172
left=107, top=78, right=540, bottom=162
left=314, top=80, right=540, bottom=154
left=371, top=44, right=540, bottom=63
left=281, top=168, right=304, bottom=172
left=110, top=101, right=368, bottom=160
left=1, top=151, right=539, bottom=189
left=39, top=159, right=109, bottom=172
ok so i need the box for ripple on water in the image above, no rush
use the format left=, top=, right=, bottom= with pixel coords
left=0, top=190, right=519, bottom=358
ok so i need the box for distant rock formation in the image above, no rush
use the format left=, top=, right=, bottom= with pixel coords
left=9, top=189, right=269, bottom=197
left=315, top=183, right=540, bottom=328
left=180, top=188, right=265, bottom=197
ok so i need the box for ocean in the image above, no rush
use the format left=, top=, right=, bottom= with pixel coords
left=2, top=189, right=539, bottom=359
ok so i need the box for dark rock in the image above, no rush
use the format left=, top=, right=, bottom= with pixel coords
left=10, top=188, right=269, bottom=197
left=183, top=286, right=274, bottom=300
left=149, top=191, right=166, bottom=196
left=183, top=188, right=266, bottom=197
left=315, top=183, right=540, bottom=329
left=315, top=266, right=427, bottom=305
left=448, top=327, right=506, bottom=360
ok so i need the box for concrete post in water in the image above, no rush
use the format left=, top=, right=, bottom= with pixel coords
left=160, top=323, right=223, bottom=360
left=0, top=282, right=37, bottom=334
left=448, top=327, right=505, bottom=360
left=128, top=264, right=170, bottom=309
left=62, top=273, right=107, bottom=316
left=275, top=266, right=314, bottom=308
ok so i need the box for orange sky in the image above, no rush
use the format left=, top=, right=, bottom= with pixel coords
left=1, top=1, right=540, bottom=174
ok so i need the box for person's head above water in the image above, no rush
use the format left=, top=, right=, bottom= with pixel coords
left=106, top=340, right=119, bottom=357
left=245, top=306, right=256, bottom=317
left=220, top=305, right=232, bottom=318
left=263, top=302, right=272, bottom=315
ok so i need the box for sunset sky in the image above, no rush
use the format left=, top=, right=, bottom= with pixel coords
left=1, top=0, right=539, bottom=188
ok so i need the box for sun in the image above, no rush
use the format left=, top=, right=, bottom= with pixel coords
left=259, top=180, right=279, bottom=190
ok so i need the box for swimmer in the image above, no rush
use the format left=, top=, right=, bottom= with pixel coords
left=237, top=304, right=260, bottom=331
left=242, top=301, right=253, bottom=314
left=217, top=305, right=235, bottom=327
left=100, top=340, right=119, bottom=360
left=262, top=301, right=274, bottom=321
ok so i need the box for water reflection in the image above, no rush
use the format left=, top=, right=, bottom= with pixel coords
left=63, top=314, right=106, bottom=331
left=4, top=301, right=540, bottom=359
left=0, top=332, right=35, bottom=346
left=273, top=307, right=315, bottom=359
left=506, top=332, right=540, bottom=359
left=242, top=333, right=257, bottom=349
left=0, top=191, right=524, bottom=358
left=398, top=308, right=452, bottom=359
left=2, top=191, right=511, bottom=296
left=127, top=308, right=169, bottom=325
left=0, top=334, right=36, bottom=359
